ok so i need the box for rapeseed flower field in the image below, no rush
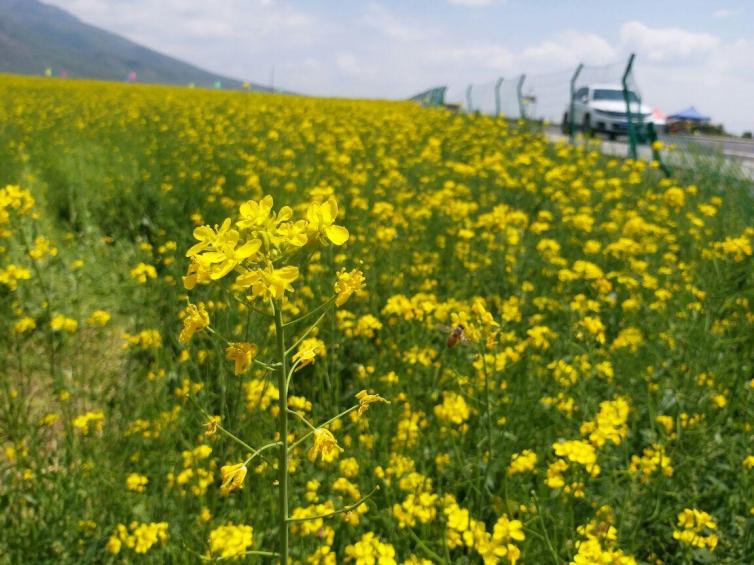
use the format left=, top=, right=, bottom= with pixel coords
left=1, top=75, right=753, bottom=564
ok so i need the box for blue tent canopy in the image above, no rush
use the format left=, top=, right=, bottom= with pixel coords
left=668, top=106, right=710, bottom=122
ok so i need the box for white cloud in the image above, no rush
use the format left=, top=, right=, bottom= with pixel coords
left=432, top=44, right=514, bottom=70
left=713, top=8, right=737, bottom=18
left=518, top=31, right=617, bottom=69
left=619, top=20, right=720, bottom=62
left=334, top=52, right=379, bottom=81
left=361, top=3, right=431, bottom=41
left=46, top=0, right=324, bottom=78
left=617, top=23, right=754, bottom=133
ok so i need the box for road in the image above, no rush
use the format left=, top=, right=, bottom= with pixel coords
left=543, top=126, right=754, bottom=179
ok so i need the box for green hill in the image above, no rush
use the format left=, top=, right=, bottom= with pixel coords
left=0, top=0, right=266, bottom=89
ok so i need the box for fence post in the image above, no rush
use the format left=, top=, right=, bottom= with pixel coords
left=466, top=84, right=473, bottom=113
left=516, top=75, right=526, bottom=119
left=494, top=77, right=504, bottom=117
left=622, top=53, right=638, bottom=160
left=569, top=63, right=583, bottom=143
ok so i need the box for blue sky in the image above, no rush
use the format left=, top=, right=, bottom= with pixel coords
left=45, top=0, right=754, bottom=132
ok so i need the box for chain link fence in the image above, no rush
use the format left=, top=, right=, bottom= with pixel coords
left=409, top=53, right=672, bottom=177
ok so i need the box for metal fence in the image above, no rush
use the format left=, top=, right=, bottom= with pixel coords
left=408, top=53, right=672, bottom=177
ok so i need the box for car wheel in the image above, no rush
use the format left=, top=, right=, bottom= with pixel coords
left=561, top=112, right=570, bottom=135
left=583, top=114, right=593, bottom=137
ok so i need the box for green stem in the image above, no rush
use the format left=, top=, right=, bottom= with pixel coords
left=287, top=408, right=317, bottom=431
left=285, top=310, right=330, bottom=356
left=480, top=344, right=494, bottom=495
left=192, top=400, right=277, bottom=466
left=287, top=404, right=359, bottom=453
left=286, top=486, right=379, bottom=523
left=406, top=527, right=447, bottom=563
left=273, top=300, right=289, bottom=565
left=17, top=228, right=57, bottom=385
left=282, top=296, right=335, bottom=328
left=226, top=551, right=280, bottom=559
left=532, top=491, right=561, bottom=564
left=286, top=358, right=303, bottom=390
left=242, top=441, right=280, bottom=466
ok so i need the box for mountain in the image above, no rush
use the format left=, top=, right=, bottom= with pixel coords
left=0, top=0, right=267, bottom=89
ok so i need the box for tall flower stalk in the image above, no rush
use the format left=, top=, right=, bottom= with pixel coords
left=181, top=194, right=384, bottom=562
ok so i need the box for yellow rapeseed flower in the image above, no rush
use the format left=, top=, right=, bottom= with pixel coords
left=306, top=198, right=349, bottom=245
left=219, top=463, right=247, bottom=495
left=334, top=268, right=365, bottom=306
left=225, top=342, right=257, bottom=375
left=355, top=390, right=389, bottom=417
left=86, top=309, right=111, bottom=326
left=308, top=428, right=343, bottom=462
left=208, top=523, right=254, bottom=559
left=179, top=303, right=210, bottom=343
left=236, top=264, right=299, bottom=300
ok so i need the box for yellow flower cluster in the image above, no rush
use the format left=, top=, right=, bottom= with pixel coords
left=126, top=473, right=149, bottom=493
left=86, top=309, right=111, bottom=326
left=507, top=449, right=538, bottom=476
left=184, top=194, right=348, bottom=297
left=552, top=440, right=600, bottom=477
left=443, top=495, right=524, bottom=564
left=291, top=500, right=336, bottom=547
left=122, top=329, right=162, bottom=350
left=0, top=264, right=31, bottom=290
left=13, top=316, right=36, bottom=333
left=106, top=522, right=168, bottom=555
left=208, top=523, right=254, bottom=559
left=0, top=184, right=35, bottom=225
left=167, top=444, right=215, bottom=496
left=344, top=532, right=397, bottom=564
left=72, top=411, right=104, bottom=435
left=130, top=262, right=157, bottom=283
left=579, top=397, right=630, bottom=447
left=245, top=378, right=279, bottom=413
left=611, top=327, right=644, bottom=352
left=335, top=268, right=366, bottom=306
left=28, top=235, right=57, bottom=261
left=433, top=391, right=471, bottom=429
left=629, top=444, right=673, bottom=481
left=709, top=231, right=753, bottom=262
left=571, top=507, right=636, bottom=565
left=672, top=508, right=718, bottom=551
left=50, top=314, right=78, bottom=333
left=392, top=492, right=438, bottom=528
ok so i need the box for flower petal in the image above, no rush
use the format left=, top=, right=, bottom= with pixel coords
left=325, top=225, right=349, bottom=245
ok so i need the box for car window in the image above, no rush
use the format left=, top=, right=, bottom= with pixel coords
left=593, top=89, right=639, bottom=103
left=575, top=87, right=588, bottom=99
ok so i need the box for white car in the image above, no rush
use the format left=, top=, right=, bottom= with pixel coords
left=562, top=84, right=657, bottom=139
